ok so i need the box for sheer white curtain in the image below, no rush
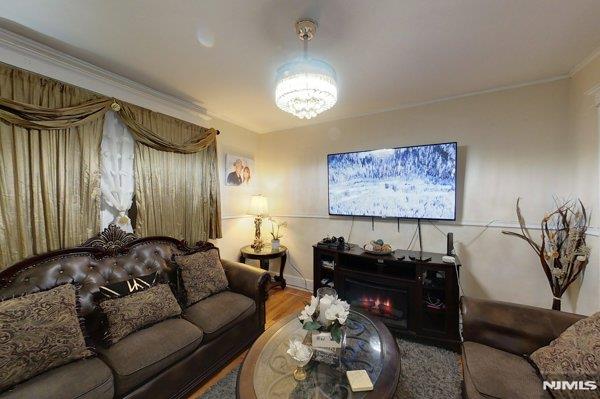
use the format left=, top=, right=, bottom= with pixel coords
left=100, top=110, right=135, bottom=232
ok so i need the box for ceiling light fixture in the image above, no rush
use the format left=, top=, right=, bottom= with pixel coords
left=275, top=19, right=338, bottom=119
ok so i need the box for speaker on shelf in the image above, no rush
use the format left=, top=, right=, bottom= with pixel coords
left=446, top=232, right=454, bottom=256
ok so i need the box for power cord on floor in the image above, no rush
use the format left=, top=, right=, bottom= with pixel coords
left=286, top=255, right=309, bottom=291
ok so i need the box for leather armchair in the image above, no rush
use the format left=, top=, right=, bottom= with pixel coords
left=460, top=296, right=585, bottom=399
left=461, top=296, right=585, bottom=356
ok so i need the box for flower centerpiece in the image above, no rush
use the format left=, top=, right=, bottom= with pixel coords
left=299, top=294, right=350, bottom=344
left=269, top=218, right=287, bottom=249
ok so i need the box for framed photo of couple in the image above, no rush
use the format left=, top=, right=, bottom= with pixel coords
left=225, top=154, right=254, bottom=186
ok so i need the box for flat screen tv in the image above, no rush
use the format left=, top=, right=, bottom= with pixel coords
left=327, top=142, right=457, bottom=220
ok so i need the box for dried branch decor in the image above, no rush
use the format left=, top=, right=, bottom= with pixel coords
left=503, top=199, right=591, bottom=310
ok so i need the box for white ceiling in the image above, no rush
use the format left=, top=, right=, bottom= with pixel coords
left=1, top=0, right=600, bottom=133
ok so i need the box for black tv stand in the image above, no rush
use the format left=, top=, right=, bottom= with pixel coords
left=409, top=254, right=431, bottom=262
left=409, top=219, right=431, bottom=262
left=313, top=244, right=461, bottom=350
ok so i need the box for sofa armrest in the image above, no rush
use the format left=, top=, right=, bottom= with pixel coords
left=222, top=258, right=269, bottom=301
left=222, top=259, right=269, bottom=330
left=460, top=296, right=584, bottom=356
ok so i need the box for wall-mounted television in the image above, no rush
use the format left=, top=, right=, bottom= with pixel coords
left=327, top=142, right=457, bottom=220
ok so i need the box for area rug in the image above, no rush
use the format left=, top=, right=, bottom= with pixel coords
left=394, top=338, right=462, bottom=398
left=200, top=338, right=462, bottom=399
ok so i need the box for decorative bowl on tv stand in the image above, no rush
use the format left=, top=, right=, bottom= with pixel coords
left=363, top=240, right=393, bottom=255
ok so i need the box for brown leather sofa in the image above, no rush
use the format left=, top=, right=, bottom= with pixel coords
left=0, top=225, right=269, bottom=399
left=460, top=296, right=585, bottom=399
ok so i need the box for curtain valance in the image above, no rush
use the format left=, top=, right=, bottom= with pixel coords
left=0, top=96, right=111, bottom=128
left=117, top=101, right=218, bottom=154
left=0, top=64, right=218, bottom=154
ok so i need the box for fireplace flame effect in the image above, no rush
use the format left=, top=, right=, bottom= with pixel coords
left=358, top=295, right=395, bottom=318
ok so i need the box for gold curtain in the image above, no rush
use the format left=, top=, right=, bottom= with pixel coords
left=0, top=63, right=222, bottom=268
left=0, top=65, right=103, bottom=268
left=132, top=103, right=222, bottom=242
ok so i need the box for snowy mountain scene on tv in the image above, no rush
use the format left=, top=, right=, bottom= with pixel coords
left=328, top=143, right=457, bottom=219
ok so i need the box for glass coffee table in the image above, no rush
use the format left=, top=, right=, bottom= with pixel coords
left=237, top=309, right=400, bottom=399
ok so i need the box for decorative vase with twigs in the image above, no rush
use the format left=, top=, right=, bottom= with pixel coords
left=502, top=198, right=591, bottom=311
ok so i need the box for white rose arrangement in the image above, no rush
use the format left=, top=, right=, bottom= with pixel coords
left=298, top=294, right=350, bottom=343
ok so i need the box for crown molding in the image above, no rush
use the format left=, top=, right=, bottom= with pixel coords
left=0, top=27, right=211, bottom=125
left=570, top=44, right=600, bottom=77
left=587, top=84, right=600, bottom=107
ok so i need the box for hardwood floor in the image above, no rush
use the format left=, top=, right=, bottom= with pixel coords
left=189, top=287, right=311, bottom=398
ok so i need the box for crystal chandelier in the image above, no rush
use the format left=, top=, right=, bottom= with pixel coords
left=275, top=20, right=338, bottom=119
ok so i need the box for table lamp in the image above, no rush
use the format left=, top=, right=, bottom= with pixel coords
left=248, top=195, right=268, bottom=251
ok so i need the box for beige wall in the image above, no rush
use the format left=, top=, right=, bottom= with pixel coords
left=253, top=77, right=599, bottom=314
left=568, top=56, right=600, bottom=313
left=209, top=117, right=260, bottom=261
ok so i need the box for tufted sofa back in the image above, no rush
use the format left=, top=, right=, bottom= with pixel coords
left=0, top=226, right=215, bottom=336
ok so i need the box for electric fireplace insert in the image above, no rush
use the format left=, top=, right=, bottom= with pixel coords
left=343, top=277, right=409, bottom=329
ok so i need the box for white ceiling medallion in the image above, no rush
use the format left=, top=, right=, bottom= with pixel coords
left=275, top=19, right=338, bottom=120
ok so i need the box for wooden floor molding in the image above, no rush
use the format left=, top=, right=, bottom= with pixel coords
left=189, top=287, right=311, bottom=398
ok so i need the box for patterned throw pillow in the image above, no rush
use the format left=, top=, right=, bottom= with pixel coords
left=173, top=249, right=229, bottom=306
left=99, top=284, right=182, bottom=345
left=530, top=312, right=599, bottom=399
left=0, top=284, right=92, bottom=391
left=97, top=271, right=160, bottom=299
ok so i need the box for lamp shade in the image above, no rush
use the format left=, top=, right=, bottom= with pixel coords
left=248, top=195, right=268, bottom=216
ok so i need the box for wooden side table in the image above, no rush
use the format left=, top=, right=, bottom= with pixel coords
left=239, top=245, right=287, bottom=290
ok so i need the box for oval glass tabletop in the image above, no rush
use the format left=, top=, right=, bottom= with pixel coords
left=252, top=310, right=383, bottom=399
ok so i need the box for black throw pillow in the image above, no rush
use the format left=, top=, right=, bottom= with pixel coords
left=99, top=284, right=182, bottom=345
left=97, top=272, right=160, bottom=300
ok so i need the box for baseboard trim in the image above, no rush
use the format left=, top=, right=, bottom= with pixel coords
left=282, top=274, right=313, bottom=292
